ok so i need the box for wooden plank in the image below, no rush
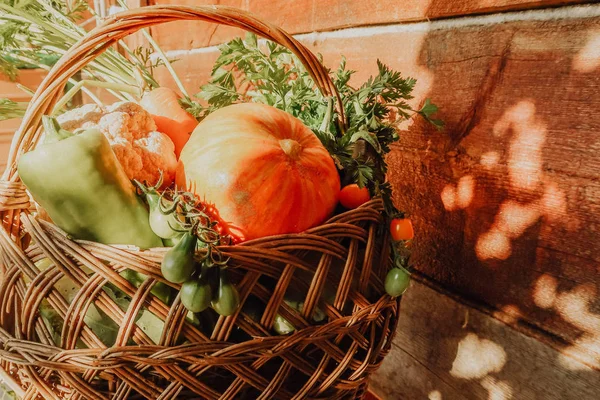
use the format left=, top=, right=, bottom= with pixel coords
left=370, top=278, right=600, bottom=399
left=150, top=12, right=600, bottom=367
left=146, top=0, right=594, bottom=50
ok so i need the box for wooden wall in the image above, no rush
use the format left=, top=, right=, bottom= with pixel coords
left=0, top=71, right=45, bottom=171
left=2, top=0, right=599, bottom=398
left=141, top=1, right=600, bottom=398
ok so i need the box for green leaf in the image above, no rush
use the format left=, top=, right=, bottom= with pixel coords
left=418, top=99, right=444, bottom=130
left=245, top=31, right=257, bottom=48
left=350, top=129, right=382, bottom=153
left=355, top=162, right=374, bottom=188
left=419, top=98, right=438, bottom=117
left=0, top=98, right=27, bottom=120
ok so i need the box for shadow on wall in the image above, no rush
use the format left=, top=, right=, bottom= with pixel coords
left=384, top=6, right=600, bottom=400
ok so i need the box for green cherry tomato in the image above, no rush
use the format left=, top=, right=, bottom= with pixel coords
left=211, top=269, right=240, bottom=316
left=147, top=193, right=184, bottom=240
left=273, top=313, right=296, bottom=335
left=180, top=278, right=213, bottom=313
left=161, top=232, right=197, bottom=283
left=385, top=267, right=411, bottom=297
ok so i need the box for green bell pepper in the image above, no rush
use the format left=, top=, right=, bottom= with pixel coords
left=18, top=116, right=162, bottom=248
left=18, top=117, right=172, bottom=305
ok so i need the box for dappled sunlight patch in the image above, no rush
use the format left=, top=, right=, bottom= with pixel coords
left=554, top=284, right=599, bottom=333
left=441, top=175, right=475, bottom=211
left=480, top=151, right=500, bottom=167
left=540, top=181, right=568, bottom=223
left=532, top=274, right=558, bottom=309
left=561, top=335, right=600, bottom=370
left=450, top=333, right=507, bottom=379
left=481, top=376, right=513, bottom=400
left=492, top=100, right=547, bottom=190
left=462, top=100, right=572, bottom=267
left=476, top=229, right=512, bottom=261
left=558, top=348, right=596, bottom=371
left=506, top=103, right=547, bottom=192
left=441, top=184, right=458, bottom=211
left=428, top=390, right=442, bottom=400
left=572, top=30, right=600, bottom=73
left=496, top=200, right=540, bottom=239
left=553, top=283, right=600, bottom=369
left=457, top=175, right=475, bottom=209
left=493, top=100, right=534, bottom=137
left=559, top=334, right=600, bottom=370
left=494, top=304, right=522, bottom=325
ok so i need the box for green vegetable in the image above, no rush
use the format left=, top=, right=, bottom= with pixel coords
left=211, top=268, right=240, bottom=316
left=162, top=237, right=179, bottom=247
left=180, top=273, right=212, bottom=313
left=148, top=195, right=183, bottom=240
left=0, top=380, right=17, bottom=400
left=134, top=178, right=184, bottom=241
left=273, top=312, right=296, bottom=335
left=0, top=1, right=159, bottom=98
left=18, top=117, right=163, bottom=248
left=36, top=258, right=119, bottom=347
left=273, top=298, right=326, bottom=335
left=384, top=267, right=411, bottom=297
left=36, top=259, right=168, bottom=347
left=19, top=118, right=167, bottom=308
left=161, top=231, right=197, bottom=283
left=120, top=269, right=173, bottom=305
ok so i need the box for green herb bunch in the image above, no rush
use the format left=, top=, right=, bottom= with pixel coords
left=0, top=0, right=165, bottom=120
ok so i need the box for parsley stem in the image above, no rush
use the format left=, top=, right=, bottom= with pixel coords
left=319, top=97, right=333, bottom=134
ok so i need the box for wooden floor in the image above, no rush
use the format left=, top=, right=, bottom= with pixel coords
left=370, top=278, right=600, bottom=399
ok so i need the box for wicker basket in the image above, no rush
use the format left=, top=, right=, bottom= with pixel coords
left=0, top=5, right=400, bottom=400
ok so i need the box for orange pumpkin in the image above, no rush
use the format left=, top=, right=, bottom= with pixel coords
left=176, top=103, right=340, bottom=242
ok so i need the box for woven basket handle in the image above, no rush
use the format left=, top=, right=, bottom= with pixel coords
left=3, top=5, right=345, bottom=181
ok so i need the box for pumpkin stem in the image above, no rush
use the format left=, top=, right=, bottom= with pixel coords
left=279, top=139, right=302, bottom=160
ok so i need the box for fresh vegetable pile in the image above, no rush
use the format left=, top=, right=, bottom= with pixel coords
left=0, top=2, right=441, bottom=346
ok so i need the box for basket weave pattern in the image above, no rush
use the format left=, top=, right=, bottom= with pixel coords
left=0, top=6, right=400, bottom=399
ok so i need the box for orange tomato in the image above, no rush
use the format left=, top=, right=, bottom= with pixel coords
left=339, top=184, right=371, bottom=209
left=390, top=218, right=414, bottom=241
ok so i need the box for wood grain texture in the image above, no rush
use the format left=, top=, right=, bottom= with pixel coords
left=371, top=278, right=600, bottom=399
left=146, top=0, right=595, bottom=50
left=151, top=12, right=600, bottom=370
left=300, top=13, right=600, bottom=371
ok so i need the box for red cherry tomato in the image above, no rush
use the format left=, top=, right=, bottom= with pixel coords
left=390, top=218, right=414, bottom=241
left=339, top=184, right=371, bottom=209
